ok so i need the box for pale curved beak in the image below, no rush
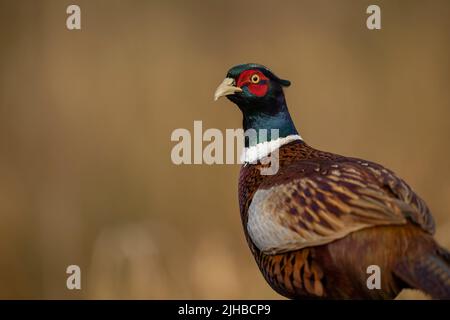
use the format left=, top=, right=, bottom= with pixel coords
left=214, top=78, right=242, bottom=101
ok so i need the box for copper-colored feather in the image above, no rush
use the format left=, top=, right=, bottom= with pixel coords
left=217, top=63, right=449, bottom=299
left=239, top=140, right=449, bottom=299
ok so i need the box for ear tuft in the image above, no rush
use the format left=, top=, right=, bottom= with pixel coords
left=278, top=79, right=291, bottom=87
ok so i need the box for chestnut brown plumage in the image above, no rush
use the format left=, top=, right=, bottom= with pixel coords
left=240, top=140, right=449, bottom=299
left=215, top=63, right=450, bottom=299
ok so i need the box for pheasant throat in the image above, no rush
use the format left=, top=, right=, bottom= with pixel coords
left=241, top=134, right=302, bottom=163
left=241, top=106, right=301, bottom=163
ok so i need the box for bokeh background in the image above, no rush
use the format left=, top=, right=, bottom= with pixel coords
left=0, top=0, right=449, bottom=299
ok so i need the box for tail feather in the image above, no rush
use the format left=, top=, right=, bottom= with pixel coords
left=394, top=246, right=450, bottom=299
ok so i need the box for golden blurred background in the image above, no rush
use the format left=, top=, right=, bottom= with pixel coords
left=0, top=0, right=449, bottom=299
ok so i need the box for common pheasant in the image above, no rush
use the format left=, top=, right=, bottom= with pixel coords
left=214, top=63, right=450, bottom=299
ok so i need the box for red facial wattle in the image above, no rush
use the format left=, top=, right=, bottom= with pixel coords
left=236, top=70, right=269, bottom=97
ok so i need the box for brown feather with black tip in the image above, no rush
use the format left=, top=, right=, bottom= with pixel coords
left=239, top=140, right=449, bottom=299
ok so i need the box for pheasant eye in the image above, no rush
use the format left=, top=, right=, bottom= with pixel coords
left=250, top=74, right=260, bottom=84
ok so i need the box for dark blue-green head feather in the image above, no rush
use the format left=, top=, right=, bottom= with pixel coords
left=214, top=63, right=298, bottom=144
